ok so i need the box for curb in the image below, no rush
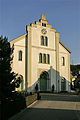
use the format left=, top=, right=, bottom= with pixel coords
left=27, top=100, right=38, bottom=108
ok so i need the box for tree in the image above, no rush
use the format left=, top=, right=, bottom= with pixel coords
left=71, top=64, right=80, bottom=74
left=74, top=78, right=80, bottom=89
left=0, top=36, right=20, bottom=99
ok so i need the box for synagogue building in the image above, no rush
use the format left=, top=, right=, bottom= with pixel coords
left=10, top=14, right=71, bottom=92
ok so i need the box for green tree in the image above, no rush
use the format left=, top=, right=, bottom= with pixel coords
left=71, top=64, right=80, bottom=73
left=74, top=78, right=80, bottom=89
left=0, top=36, right=20, bottom=99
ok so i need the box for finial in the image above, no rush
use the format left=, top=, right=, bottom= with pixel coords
left=41, top=14, right=46, bottom=20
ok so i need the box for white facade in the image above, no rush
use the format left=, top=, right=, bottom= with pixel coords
left=10, top=14, right=71, bottom=93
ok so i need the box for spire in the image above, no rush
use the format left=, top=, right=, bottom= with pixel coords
left=41, top=14, right=46, bottom=20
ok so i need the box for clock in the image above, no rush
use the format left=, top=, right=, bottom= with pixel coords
left=41, top=29, right=47, bottom=34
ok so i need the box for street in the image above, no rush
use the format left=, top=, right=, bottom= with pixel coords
left=9, top=93, right=80, bottom=120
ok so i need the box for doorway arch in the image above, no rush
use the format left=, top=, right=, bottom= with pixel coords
left=39, top=71, right=49, bottom=91
left=16, top=74, right=23, bottom=91
left=61, top=77, right=66, bottom=91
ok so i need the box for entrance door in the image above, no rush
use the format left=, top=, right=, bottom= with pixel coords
left=40, top=71, right=49, bottom=91
left=40, top=78, right=47, bottom=91
left=61, top=78, right=66, bottom=91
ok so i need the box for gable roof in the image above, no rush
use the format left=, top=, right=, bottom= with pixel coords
left=10, top=33, right=71, bottom=54
left=59, top=40, right=71, bottom=53
left=10, top=33, right=27, bottom=45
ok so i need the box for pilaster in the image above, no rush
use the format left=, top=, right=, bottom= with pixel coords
left=26, top=25, right=32, bottom=88
left=55, top=32, right=59, bottom=92
left=68, top=53, right=71, bottom=92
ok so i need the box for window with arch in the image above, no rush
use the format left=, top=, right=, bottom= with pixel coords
left=41, top=36, right=48, bottom=46
left=43, top=54, right=46, bottom=63
left=47, top=54, right=50, bottom=64
left=45, top=36, right=48, bottom=46
left=39, top=53, right=50, bottom=64
left=16, top=75, right=23, bottom=91
left=18, top=51, right=22, bottom=61
left=39, top=53, right=42, bottom=63
left=42, top=23, right=46, bottom=27
left=62, top=57, right=65, bottom=66
left=41, top=36, right=44, bottom=45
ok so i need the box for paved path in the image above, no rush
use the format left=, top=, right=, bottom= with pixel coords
left=9, top=94, right=80, bottom=120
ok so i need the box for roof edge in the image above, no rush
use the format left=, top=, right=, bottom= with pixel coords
left=10, top=33, right=27, bottom=44
left=59, top=40, right=71, bottom=53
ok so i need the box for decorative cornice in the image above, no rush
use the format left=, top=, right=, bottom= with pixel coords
left=32, top=45, right=56, bottom=51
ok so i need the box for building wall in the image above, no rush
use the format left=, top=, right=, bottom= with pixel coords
left=29, top=22, right=57, bottom=92
left=10, top=14, right=71, bottom=92
left=10, top=35, right=26, bottom=90
left=59, top=43, right=70, bottom=92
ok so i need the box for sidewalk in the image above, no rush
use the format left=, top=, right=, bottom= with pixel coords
left=9, top=94, right=80, bottom=120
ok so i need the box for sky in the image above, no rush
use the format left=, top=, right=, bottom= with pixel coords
left=0, top=0, right=80, bottom=65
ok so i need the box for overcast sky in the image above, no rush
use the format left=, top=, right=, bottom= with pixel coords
left=0, top=0, right=80, bottom=65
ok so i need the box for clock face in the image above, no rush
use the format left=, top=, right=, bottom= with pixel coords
left=41, top=29, right=47, bottom=34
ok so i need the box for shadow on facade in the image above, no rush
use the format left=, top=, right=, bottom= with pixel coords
left=27, top=66, right=71, bottom=93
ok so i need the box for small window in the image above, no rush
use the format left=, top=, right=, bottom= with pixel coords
left=42, top=23, right=46, bottom=27
left=41, top=36, right=44, bottom=45
left=18, top=51, right=22, bottom=61
left=47, top=54, right=50, bottom=64
left=62, top=57, right=65, bottom=66
left=41, top=36, right=48, bottom=46
left=43, top=54, right=46, bottom=63
left=39, top=53, right=42, bottom=63
left=45, top=37, right=48, bottom=46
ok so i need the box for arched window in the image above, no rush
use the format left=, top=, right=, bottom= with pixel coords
left=62, top=57, right=65, bottom=66
left=41, top=36, right=44, bottom=45
left=39, top=53, right=42, bottom=63
left=47, top=54, right=50, bottom=64
left=43, top=54, right=46, bottom=63
left=16, top=75, right=23, bottom=91
left=18, top=51, right=22, bottom=61
left=45, top=37, right=48, bottom=46
left=42, top=23, right=46, bottom=27
left=61, top=77, right=66, bottom=91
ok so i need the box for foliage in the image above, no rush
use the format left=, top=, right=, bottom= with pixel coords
left=0, top=36, right=21, bottom=99
left=2, top=92, right=26, bottom=119
left=0, top=36, right=26, bottom=120
left=71, top=64, right=80, bottom=90
left=71, top=64, right=80, bottom=73
left=74, top=78, right=80, bottom=89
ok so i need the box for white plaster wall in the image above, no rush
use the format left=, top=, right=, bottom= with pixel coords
left=31, top=47, right=57, bottom=91
left=12, top=37, right=26, bottom=90
left=31, top=25, right=57, bottom=91
left=59, top=43, right=69, bottom=91
left=31, top=26, right=56, bottom=50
